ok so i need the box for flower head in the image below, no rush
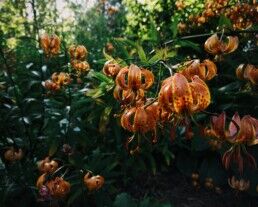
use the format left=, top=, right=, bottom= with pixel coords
left=4, top=147, right=23, bottom=162
left=180, top=59, right=217, bottom=81
left=204, top=34, right=239, bottom=55
left=116, top=64, right=154, bottom=91
left=69, top=45, right=88, bottom=60
left=40, top=34, right=60, bottom=57
left=84, top=172, right=104, bottom=191
left=158, top=73, right=210, bottom=115
left=228, top=176, right=250, bottom=191
left=103, top=60, right=121, bottom=78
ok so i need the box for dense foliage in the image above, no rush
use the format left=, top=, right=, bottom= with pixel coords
left=0, top=0, right=258, bottom=207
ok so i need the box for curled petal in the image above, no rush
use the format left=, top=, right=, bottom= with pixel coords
left=189, top=76, right=210, bottom=113
left=141, top=68, right=154, bottom=89
left=202, top=59, right=217, bottom=80
left=116, top=67, right=129, bottom=89
left=158, top=81, right=174, bottom=112
left=236, top=64, right=245, bottom=80
left=40, top=34, right=50, bottom=52
left=211, top=112, right=226, bottom=139
left=172, top=73, right=193, bottom=113
left=134, top=107, right=148, bottom=133
left=236, top=115, right=257, bottom=142
left=181, top=59, right=217, bottom=81
left=128, top=64, right=142, bottom=90
left=204, top=34, right=239, bottom=55
left=245, top=65, right=258, bottom=85
left=223, top=36, right=239, bottom=54
left=121, top=108, right=136, bottom=132
left=228, top=112, right=241, bottom=138
left=204, top=34, right=221, bottom=55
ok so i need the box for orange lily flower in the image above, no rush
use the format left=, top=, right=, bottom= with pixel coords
left=180, top=59, right=217, bottom=81
left=120, top=101, right=159, bottom=142
left=69, top=45, right=88, bottom=60
left=38, top=157, right=58, bottom=174
left=71, top=60, right=90, bottom=74
left=205, top=112, right=258, bottom=144
left=204, top=33, right=239, bottom=55
left=40, top=34, right=60, bottom=57
left=113, top=85, right=145, bottom=107
left=205, top=112, right=258, bottom=173
left=228, top=176, right=250, bottom=191
left=116, top=64, right=154, bottom=90
left=103, top=60, right=121, bottom=78
left=46, top=177, right=71, bottom=198
left=158, top=73, right=210, bottom=115
left=236, top=64, right=258, bottom=85
left=4, top=147, right=23, bottom=162
left=84, top=172, right=105, bottom=191
left=51, top=72, right=71, bottom=86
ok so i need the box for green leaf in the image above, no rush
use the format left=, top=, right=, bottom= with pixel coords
left=103, top=48, right=114, bottom=61
left=177, top=40, right=201, bottom=52
left=218, top=15, right=232, bottom=28
left=99, top=106, right=112, bottom=134
left=148, top=52, right=162, bottom=64
left=137, top=44, right=147, bottom=63
left=170, top=16, right=179, bottom=38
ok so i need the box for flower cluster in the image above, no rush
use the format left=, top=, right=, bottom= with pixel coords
left=36, top=156, right=105, bottom=200
left=69, top=45, right=90, bottom=75
left=205, top=112, right=258, bottom=173
left=178, top=1, right=258, bottom=31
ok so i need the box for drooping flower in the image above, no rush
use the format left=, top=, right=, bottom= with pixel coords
left=103, top=60, right=121, bottom=78
left=205, top=112, right=258, bottom=144
left=222, top=145, right=256, bottom=173
left=236, top=64, right=258, bottom=85
left=40, top=34, right=60, bottom=57
left=51, top=72, right=71, bottom=86
left=180, top=59, right=217, bottom=81
left=69, top=45, right=88, bottom=60
left=43, top=72, right=71, bottom=92
left=158, top=73, right=211, bottom=115
left=4, top=147, right=23, bottom=162
left=205, top=112, right=258, bottom=173
left=116, top=64, right=154, bottom=91
left=46, top=177, right=71, bottom=198
left=84, top=172, right=104, bottom=191
left=120, top=101, right=159, bottom=142
left=113, top=85, right=145, bottom=107
left=228, top=176, right=250, bottom=191
left=38, top=157, right=58, bottom=174
left=71, top=60, right=90, bottom=74
left=204, top=33, right=239, bottom=55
